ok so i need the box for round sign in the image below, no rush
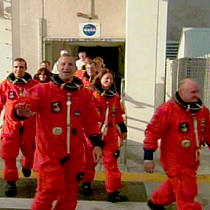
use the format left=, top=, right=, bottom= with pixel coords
left=83, top=24, right=96, bottom=36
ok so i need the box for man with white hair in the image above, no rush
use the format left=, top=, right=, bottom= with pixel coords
left=76, top=51, right=87, bottom=70
left=51, top=50, right=69, bottom=74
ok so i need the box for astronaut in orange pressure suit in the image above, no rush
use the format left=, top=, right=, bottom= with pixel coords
left=14, top=54, right=103, bottom=210
left=144, top=78, right=210, bottom=210
left=80, top=61, right=98, bottom=88
left=82, top=69, right=127, bottom=202
left=0, top=58, right=37, bottom=197
left=79, top=61, right=99, bottom=193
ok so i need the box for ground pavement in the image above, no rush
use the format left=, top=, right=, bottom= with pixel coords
left=0, top=140, right=210, bottom=210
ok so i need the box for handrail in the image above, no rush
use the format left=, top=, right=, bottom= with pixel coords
left=120, top=78, right=127, bottom=172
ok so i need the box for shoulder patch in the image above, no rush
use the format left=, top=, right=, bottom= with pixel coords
left=51, top=102, right=61, bottom=113
left=8, top=91, right=16, bottom=100
left=179, top=122, right=189, bottom=133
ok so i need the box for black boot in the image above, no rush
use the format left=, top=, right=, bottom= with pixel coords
left=147, top=200, right=165, bottom=210
left=5, top=181, right=17, bottom=197
left=107, top=191, right=127, bottom=203
left=22, top=168, right=31, bottom=177
left=82, top=182, right=92, bottom=196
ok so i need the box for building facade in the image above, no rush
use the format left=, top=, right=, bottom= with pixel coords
left=1, top=0, right=168, bottom=143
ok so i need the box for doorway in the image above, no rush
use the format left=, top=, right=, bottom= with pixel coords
left=78, top=46, right=122, bottom=92
left=43, top=39, right=125, bottom=92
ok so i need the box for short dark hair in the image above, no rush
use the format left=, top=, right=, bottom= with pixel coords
left=13, top=58, right=27, bottom=68
left=37, top=67, right=50, bottom=75
left=41, top=60, right=50, bottom=65
left=34, top=67, right=51, bottom=82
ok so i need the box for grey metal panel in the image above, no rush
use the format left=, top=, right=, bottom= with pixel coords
left=180, top=28, right=210, bottom=58
left=169, top=57, right=210, bottom=107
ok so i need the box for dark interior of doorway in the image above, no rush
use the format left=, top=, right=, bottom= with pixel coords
left=78, top=46, right=121, bottom=92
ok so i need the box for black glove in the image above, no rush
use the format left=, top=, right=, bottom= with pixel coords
left=76, top=172, right=84, bottom=182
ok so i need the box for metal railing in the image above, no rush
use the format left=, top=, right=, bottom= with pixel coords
left=119, top=78, right=127, bottom=172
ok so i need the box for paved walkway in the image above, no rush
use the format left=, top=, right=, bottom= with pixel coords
left=0, top=140, right=210, bottom=210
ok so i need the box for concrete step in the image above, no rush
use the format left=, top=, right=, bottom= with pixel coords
left=0, top=198, right=177, bottom=210
left=0, top=176, right=178, bottom=210
left=0, top=198, right=149, bottom=210
left=0, top=173, right=210, bottom=209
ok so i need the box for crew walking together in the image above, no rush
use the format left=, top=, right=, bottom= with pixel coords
left=1, top=52, right=210, bottom=210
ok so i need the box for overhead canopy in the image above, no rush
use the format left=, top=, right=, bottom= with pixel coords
left=178, top=27, right=210, bottom=59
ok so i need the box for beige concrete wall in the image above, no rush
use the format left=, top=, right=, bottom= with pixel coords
left=0, top=0, right=12, bottom=81
left=0, top=18, right=12, bottom=80
left=155, top=0, right=168, bottom=108
left=125, top=0, right=168, bottom=143
left=12, top=0, right=43, bottom=73
left=45, top=0, right=126, bottom=38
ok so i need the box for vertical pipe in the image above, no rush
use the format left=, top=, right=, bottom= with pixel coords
left=39, top=0, right=45, bottom=62
left=91, top=0, right=94, bottom=17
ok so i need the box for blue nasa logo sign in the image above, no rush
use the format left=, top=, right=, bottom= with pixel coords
left=83, top=24, right=96, bottom=36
